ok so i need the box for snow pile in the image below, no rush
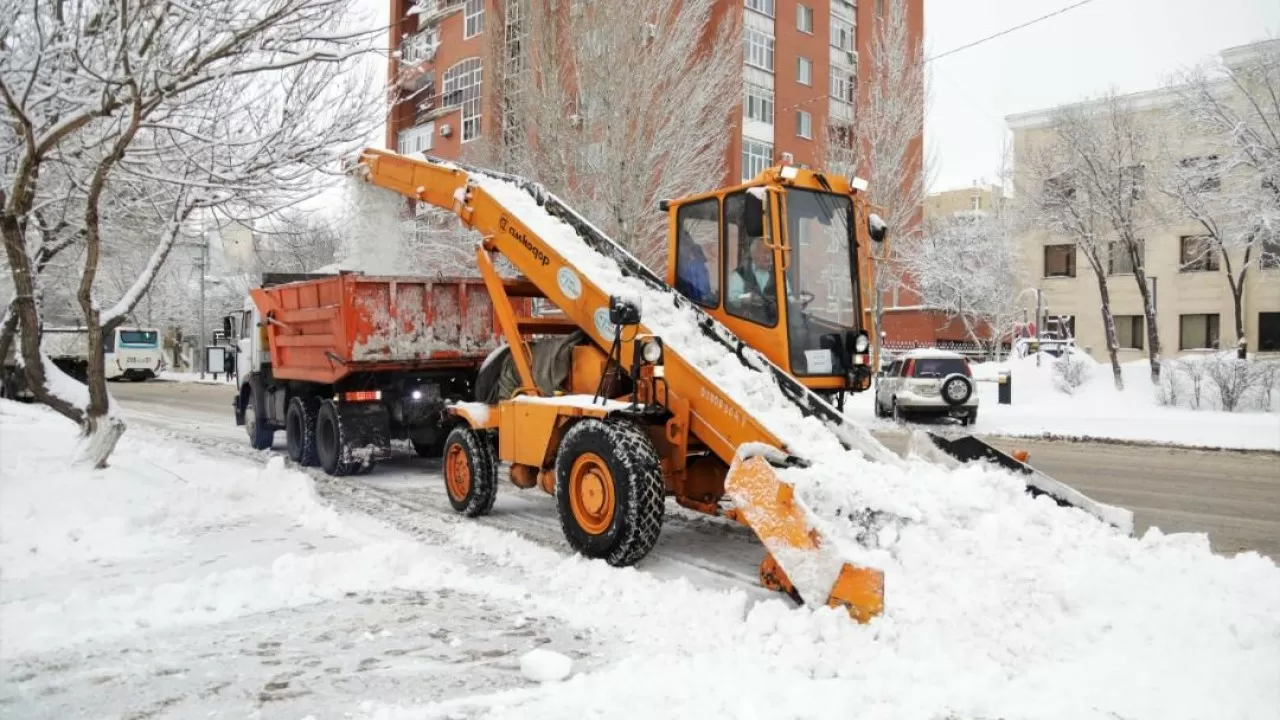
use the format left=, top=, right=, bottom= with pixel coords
left=334, top=180, right=411, bottom=274
left=519, top=649, right=573, bottom=682
left=921, top=353, right=1280, bottom=450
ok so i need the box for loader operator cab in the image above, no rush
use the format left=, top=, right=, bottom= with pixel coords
left=668, top=165, right=885, bottom=404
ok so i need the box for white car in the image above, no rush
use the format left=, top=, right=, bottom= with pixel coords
left=874, top=348, right=978, bottom=426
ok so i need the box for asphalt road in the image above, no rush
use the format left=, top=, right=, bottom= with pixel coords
left=109, top=378, right=1280, bottom=561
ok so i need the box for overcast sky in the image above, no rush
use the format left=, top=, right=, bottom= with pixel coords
left=924, top=0, right=1280, bottom=193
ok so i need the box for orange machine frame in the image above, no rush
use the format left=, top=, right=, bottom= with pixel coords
left=353, top=148, right=884, bottom=623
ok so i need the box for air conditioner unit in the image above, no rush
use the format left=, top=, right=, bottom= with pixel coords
left=568, top=114, right=583, bottom=128
left=439, top=123, right=453, bottom=137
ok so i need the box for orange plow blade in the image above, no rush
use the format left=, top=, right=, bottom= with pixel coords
left=725, top=449, right=884, bottom=623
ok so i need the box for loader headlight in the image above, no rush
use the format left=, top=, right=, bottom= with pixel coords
left=854, top=332, right=870, bottom=354
left=639, top=337, right=664, bottom=364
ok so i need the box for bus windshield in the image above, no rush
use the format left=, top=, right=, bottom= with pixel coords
left=119, top=330, right=159, bottom=347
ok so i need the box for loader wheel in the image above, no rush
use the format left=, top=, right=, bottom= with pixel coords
left=441, top=425, right=498, bottom=517
left=244, top=379, right=274, bottom=451
left=554, top=419, right=665, bottom=567
left=286, top=396, right=321, bottom=466
left=316, top=400, right=360, bottom=477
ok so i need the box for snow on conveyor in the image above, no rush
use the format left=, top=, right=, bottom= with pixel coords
left=462, top=173, right=1280, bottom=715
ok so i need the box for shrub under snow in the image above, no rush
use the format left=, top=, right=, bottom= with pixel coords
left=1158, top=354, right=1280, bottom=413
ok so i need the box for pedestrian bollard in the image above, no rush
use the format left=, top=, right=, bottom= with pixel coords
left=998, top=371, right=1011, bottom=404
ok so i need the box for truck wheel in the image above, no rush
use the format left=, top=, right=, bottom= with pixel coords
left=316, top=400, right=360, bottom=477
left=244, top=379, right=274, bottom=450
left=286, top=396, right=320, bottom=466
left=554, top=419, right=665, bottom=567
left=441, top=425, right=498, bottom=517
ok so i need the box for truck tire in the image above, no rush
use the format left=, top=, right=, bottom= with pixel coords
left=441, top=425, right=498, bottom=517
left=316, top=399, right=364, bottom=477
left=244, top=378, right=275, bottom=450
left=554, top=418, right=665, bottom=567
left=286, top=396, right=321, bottom=466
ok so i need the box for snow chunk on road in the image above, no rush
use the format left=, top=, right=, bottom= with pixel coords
left=520, top=648, right=572, bottom=682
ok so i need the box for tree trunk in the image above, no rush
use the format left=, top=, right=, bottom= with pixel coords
left=1230, top=270, right=1247, bottom=360
left=1129, top=261, right=1161, bottom=385
left=2, top=210, right=86, bottom=423
left=1094, top=269, right=1124, bottom=391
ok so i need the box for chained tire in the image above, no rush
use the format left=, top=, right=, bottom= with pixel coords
left=554, top=418, right=665, bottom=567
left=441, top=425, right=498, bottom=517
left=285, top=396, right=321, bottom=466
left=244, top=377, right=275, bottom=450
left=316, top=399, right=362, bottom=477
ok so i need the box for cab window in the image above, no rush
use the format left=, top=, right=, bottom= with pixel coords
left=675, top=198, right=720, bottom=308
left=724, top=191, right=777, bottom=326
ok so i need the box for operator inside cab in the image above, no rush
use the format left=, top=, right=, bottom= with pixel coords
left=727, top=236, right=777, bottom=325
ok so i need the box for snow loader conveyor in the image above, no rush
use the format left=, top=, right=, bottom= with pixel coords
left=347, top=148, right=1131, bottom=623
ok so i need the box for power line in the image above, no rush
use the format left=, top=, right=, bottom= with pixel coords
left=926, top=0, right=1100, bottom=64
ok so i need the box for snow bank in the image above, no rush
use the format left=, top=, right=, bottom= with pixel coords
left=873, top=353, right=1280, bottom=451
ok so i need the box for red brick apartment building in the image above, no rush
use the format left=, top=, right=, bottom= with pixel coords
left=385, top=0, right=940, bottom=347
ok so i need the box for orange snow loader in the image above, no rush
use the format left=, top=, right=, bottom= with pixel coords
left=241, top=148, right=1130, bottom=625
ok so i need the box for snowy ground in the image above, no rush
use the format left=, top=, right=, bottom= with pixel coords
left=4, top=398, right=1280, bottom=719
left=848, top=354, right=1280, bottom=452
left=157, top=370, right=238, bottom=386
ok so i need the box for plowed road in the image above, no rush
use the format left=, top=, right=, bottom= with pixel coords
left=109, top=378, right=1280, bottom=561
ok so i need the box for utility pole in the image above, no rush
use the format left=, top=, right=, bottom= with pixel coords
left=1035, top=288, right=1043, bottom=368
left=196, top=229, right=210, bottom=378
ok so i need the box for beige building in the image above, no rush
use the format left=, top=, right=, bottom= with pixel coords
left=924, top=183, right=1007, bottom=221
left=1005, top=41, right=1280, bottom=361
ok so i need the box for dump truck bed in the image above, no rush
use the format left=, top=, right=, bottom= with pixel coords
left=250, top=273, right=521, bottom=384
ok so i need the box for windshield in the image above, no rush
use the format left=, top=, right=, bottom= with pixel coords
left=782, top=188, right=858, bottom=376
left=119, top=330, right=158, bottom=347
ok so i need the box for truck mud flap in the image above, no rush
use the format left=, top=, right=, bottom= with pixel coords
left=914, top=431, right=1134, bottom=535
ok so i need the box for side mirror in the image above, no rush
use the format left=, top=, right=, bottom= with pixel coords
left=744, top=192, right=765, bottom=238
left=222, top=315, right=234, bottom=341
left=868, top=212, right=887, bottom=243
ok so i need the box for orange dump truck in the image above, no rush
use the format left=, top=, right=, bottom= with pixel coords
left=226, top=272, right=531, bottom=475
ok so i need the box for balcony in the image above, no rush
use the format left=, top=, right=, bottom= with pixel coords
left=408, top=0, right=464, bottom=27
left=400, top=28, right=439, bottom=65
left=398, top=122, right=435, bottom=155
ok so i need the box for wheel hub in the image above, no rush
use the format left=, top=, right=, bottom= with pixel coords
left=569, top=453, right=615, bottom=535
left=445, top=444, right=471, bottom=501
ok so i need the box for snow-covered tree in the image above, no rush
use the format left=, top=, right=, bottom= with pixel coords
left=901, top=210, right=1022, bottom=359
left=1019, top=141, right=1126, bottom=390
left=1045, top=92, right=1162, bottom=384
left=1, top=0, right=380, bottom=466
left=821, top=0, right=927, bottom=348
left=482, top=0, right=741, bottom=270
left=1157, top=40, right=1280, bottom=358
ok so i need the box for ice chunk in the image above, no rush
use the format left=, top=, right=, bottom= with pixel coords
left=519, top=648, right=572, bottom=682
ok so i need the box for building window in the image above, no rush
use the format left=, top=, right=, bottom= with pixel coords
left=1122, top=164, right=1145, bottom=201
left=797, top=110, right=812, bottom=139
left=464, top=0, right=484, bottom=39
left=830, top=17, right=855, bottom=52
left=1179, top=313, right=1221, bottom=350
left=443, top=58, right=483, bottom=142
left=970, top=195, right=981, bottom=211
left=797, top=56, right=812, bottom=86
left=745, top=0, right=775, bottom=17
left=1044, top=244, right=1076, bottom=278
left=1178, top=155, right=1221, bottom=192
left=829, top=64, right=856, bottom=104
left=797, top=4, right=813, bottom=32
left=1180, top=235, right=1220, bottom=272
left=1114, top=315, right=1144, bottom=350
left=745, top=27, right=775, bottom=72
left=1261, top=234, right=1280, bottom=270
left=397, top=122, right=434, bottom=154
left=744, top=82, right=774, bottom=125
left=1259, top=312, right=1280, bottom=352
left=742, top=137, right=773, bottom=181
left=1108, top=239, right=1143, bottom=275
